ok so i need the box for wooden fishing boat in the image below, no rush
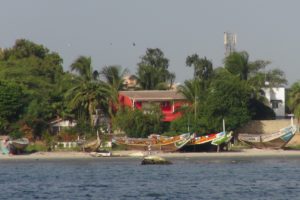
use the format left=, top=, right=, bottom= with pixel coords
left=238, top=125, right=297, bottom=149
left=182, top=131, right=233, bottom=152
left=182, top=120, right=233, bottom=152
left=211, top=131, right=233, bottom=146
left=82, top=132, right=101, bottom=152
left=113, top=133, right=193, bottom=152
left=83, top=139, right=101, bottom=152
left=11, top=138, right=29, bottom=150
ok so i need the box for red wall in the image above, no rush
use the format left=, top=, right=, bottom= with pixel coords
left=118, top=94, right=186, bottom=122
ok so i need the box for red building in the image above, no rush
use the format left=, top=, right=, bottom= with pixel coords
left=118, top=90, right=187, bottom=122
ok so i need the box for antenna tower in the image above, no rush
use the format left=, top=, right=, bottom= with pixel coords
left=224, top=32, right=237, bottom=56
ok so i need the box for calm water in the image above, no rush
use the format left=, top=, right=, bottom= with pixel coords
left=0, top=156, right=300, bottom=200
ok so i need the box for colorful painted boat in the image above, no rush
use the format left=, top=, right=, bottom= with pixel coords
left=113, top=133, right=193, bottom=152
left=182, top=119, right=233, bottom=152
left=182, top=131, right=233, bottom=152
left=211, top=131, right=233, bottom=146
left=238, top=125, right=297, bottom=149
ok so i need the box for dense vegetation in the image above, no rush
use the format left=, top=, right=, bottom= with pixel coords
left=0, top=39, right=298, bottom=141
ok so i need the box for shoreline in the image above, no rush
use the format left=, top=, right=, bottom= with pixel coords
left=1, top=149, right=300, bottom=160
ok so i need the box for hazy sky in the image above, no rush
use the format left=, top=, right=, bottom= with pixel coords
left=1, top=0, right=299, bottom=85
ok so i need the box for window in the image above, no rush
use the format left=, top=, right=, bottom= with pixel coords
left=270, top=100, right=282, bottom=109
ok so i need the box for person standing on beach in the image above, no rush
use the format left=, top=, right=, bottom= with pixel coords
left=148, top=143, right=152, bottom=155
left=1, top=137, right=11, bottom=155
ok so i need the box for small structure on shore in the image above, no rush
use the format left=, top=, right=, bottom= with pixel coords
left=141, top=155, right=172, bottom=165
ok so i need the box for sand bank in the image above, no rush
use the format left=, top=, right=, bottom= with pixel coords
left=1, top=149, right=300, bottom=160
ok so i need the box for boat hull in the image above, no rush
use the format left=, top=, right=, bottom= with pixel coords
left=113, top=133, right=193, bottom=152
left=238, top=125, right=296, bottom=149
left=83, top=139, right=101, bottom=152
left=11, top=138, right=29, bottom=150
left=182, top=131, right=233, bottom=152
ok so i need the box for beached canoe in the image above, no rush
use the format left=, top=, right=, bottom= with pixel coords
left=113, top=133, right=193, bottom=152
left=211, top=131, right=233, bottom=146
left=182, top=131, right=233, bottom=152
left=238, top=125, right=297, bottom=149
left=11, top=138, right=29, bottom=150
left=83, top=139, right=101, bottom=152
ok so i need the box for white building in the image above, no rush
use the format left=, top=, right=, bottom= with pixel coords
left=262, top=87, right=285, bottom=118
left=50, top=118, right=77, bottom=134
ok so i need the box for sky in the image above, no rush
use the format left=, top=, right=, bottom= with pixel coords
left=0, top=0, right=300, bottom=86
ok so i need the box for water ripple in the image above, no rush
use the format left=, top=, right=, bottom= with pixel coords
left=0, top=157, right=300, bottom=199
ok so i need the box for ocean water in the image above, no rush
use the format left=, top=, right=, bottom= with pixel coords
left=0, top=156, right=300, bottom=200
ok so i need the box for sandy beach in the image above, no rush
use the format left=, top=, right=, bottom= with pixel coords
left=1, top=149, right=300, bottom=160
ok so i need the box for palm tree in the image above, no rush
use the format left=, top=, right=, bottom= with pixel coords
left=177, top=79, right=203, bottom=120
left=70, top=56, right=94, bottom=82
left=224, top=51, right=250, bottom=81
left=66, top=56, right=109, bottom=126
left=224, top=51, right=287, bottom=104
left=100, top=65, right=128, bottom=116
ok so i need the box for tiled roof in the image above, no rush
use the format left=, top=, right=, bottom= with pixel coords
left=119, top=90, right=186, bottom=101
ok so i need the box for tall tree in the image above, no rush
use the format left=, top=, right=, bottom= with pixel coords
left=70, top=56, right=94, bottom=82
left=100, top=65, right=128, bottom=116
left=137, top=48, right=175, bottom=90
left=186, top=54, right=213, bottom=81
left=177, top=79, right=203, bottom=113
left=203, top=73, right=252, bottom=131
left=224, top=51, right=287, bottom=107
left=224, top=51, right=251, bottom=81
left=0, top=81, right=26, bottom=133
left=66, top=56, right=109, bottom=126
left=0, top=39, right=66, bottom=139
left=176, top=79, right=204, bottom=132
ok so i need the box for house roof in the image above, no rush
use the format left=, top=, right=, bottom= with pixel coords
left=119, top=90, right=186, bottom=101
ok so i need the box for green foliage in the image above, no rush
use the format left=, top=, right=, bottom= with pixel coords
left=70, top=56, right=94, bottom=82
left=66, top=56, right=110, bottom=126
left=0, top=81, right=26, bottom=133
left=137, top=48, right=175, bottom=90
left=0, top=39, right=67, bottom=137
left=113, top=106, right=163, bottom=138
left=224, top=51, right=286, bottom=87
left=0, top=81, right=26, bottom=122
left=186, top=54, right=213, bottom=82
left=24, top=118, right=48, bottom=140
left=100, top=65, right=128, bottom=116
left=288, top=81, right=300, bottom=121
left=224, top=51, right=250, bottom=80
left=25, top=143, right=48, bottom=153
left=42, top=132, right=56, bottom=151
left=9, top=129, right=23, bottom=139
left=68, top=117, right=97, bottom=138
left=202, top=73, right=252, bottom=131
left=170, top=112, right=200, bottom=133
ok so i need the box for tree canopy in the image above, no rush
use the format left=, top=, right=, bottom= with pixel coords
left=0, top=39, right=294, bottom=140
left=137, top=48, right=175, bottom=90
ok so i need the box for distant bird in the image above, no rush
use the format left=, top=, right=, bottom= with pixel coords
left=132, top=42, right=136, bottom=46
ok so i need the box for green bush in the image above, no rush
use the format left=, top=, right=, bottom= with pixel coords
left=113, top=106, right=163, bottom=138
left=25, top=143, right=48, bottom=153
